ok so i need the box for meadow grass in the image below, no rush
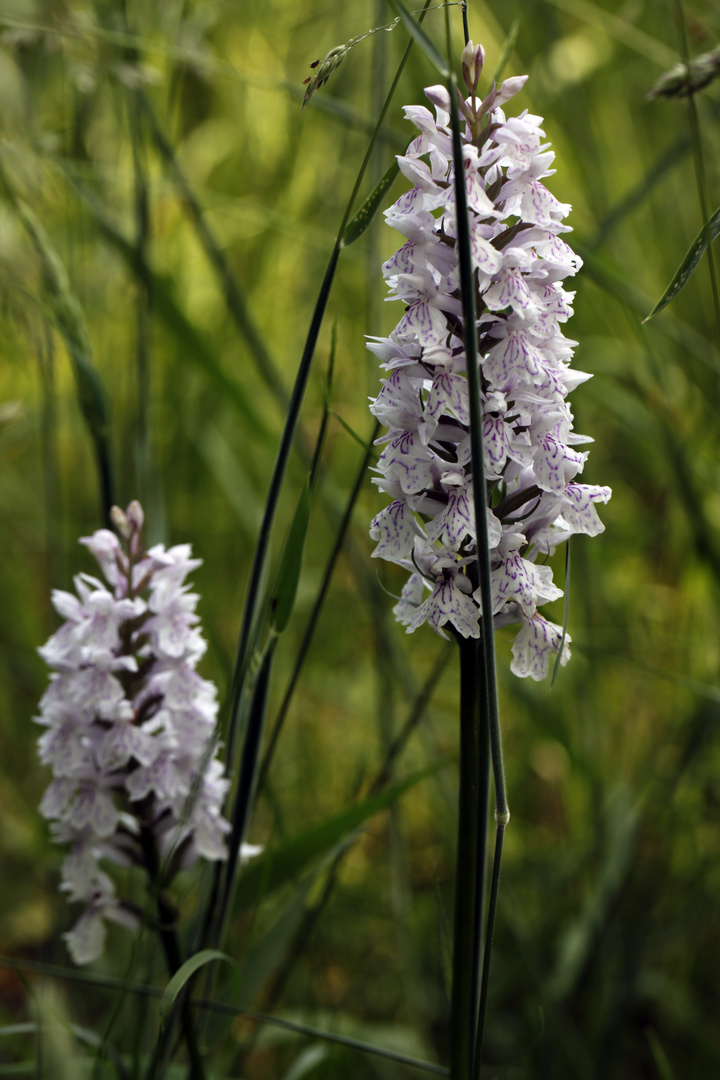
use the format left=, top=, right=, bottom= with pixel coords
left=1, top=1, right=720, bottom=1077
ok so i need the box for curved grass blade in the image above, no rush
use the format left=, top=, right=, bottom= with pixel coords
left=159, top=950, right=237, bottom=1030
left=491, top=18, right=520, bottom=83
left=257, top=421, right=380, bottom=790
left=270, top=475, right=312, bottom=635
left=645, top=1030, right=678, bottom=1080
left=0, top=958, right=448, bottom=1076
left=139, top=93, right=289, bottom=410
left=644, top=211, right=720, bottom=324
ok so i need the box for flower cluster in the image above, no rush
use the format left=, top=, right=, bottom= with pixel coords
left=368, top=43, right=610, bottom=679
left=36, top=502, right=231, bottom=964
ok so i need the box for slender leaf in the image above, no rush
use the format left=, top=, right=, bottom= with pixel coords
left=236, top=878, right=315, bottom=1009
left=159, top=949, right=237, bottom=1029
left=644, top=205, right=720, bottom=321
left=270, top=476, right=312, bottom=635
left=235, top=757, right=452, bottom=912
left=341, top=159, right=400, bottom=247
left=385, top=0, right=449, bottom=77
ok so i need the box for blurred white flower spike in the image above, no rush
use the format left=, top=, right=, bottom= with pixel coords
left=368, top=43, right=610, bottom=680
left=35, top=502, right=236, bottom=964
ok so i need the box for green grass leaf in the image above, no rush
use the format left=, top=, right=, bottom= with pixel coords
left=644, top=206, right=720, bottom=322
left=159, top=949, right=237, bottom=1029
left=234, top=757, right=453, bottom=912
left=385, top=0, right=449, bottom=77
left=270, top=475, right=312, bottom=635
left=341, top=159, right=400, bottom=247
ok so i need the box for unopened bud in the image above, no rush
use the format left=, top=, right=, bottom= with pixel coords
left=462, top=40, right=485, bottom=95
left=126, top=500, right=144, bottom=533
left=110, top=504, right=130, bottom=538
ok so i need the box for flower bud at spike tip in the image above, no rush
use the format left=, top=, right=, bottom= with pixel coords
left=126, top=500, right=144, bottom=532
left=462, top=41, right=485, bottom=95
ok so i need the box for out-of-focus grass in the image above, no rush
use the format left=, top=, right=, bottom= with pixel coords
left=2, top=0, right=720, bottom=1076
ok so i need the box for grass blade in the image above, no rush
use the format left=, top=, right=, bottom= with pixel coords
left=235, top=757, right=452, bottom=913
left=385, top=0, right=449, bottom=77
left=159, top=950, right=236, bottom=1030
left=270, top=476, right=312, bottom=636
left=643, top=205, right=720, bottom=322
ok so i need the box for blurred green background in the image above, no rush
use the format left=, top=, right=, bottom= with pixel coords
left=2, top=0, right=720, bottom=1076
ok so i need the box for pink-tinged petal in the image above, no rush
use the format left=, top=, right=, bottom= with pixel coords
left=561, top=484, right=611, bottom=536
left=51, top=590, right=85, bottom=622
left=370, top=501, right=421, bottom=561
left=489, top=555, right=563, bottom=616
left=533, top=436, right=587, bottom=493
left=425, top=371, right=470, bottom=427
left=376, top=431, right=436, bottom=495
left=510, top=615, right=571, bottom=681
left=394, top=297, right=450, bottom=346
left=483, top=269, right=538, bottom=320
left=495, top=74, right=528, bottom=106
left=407, top=574, right=480, bottom=639
left=393, top=574, right=427, bottom=627
left=40, top=777, right=76, bottom=820
left=425, top=489, right=477, bottom=549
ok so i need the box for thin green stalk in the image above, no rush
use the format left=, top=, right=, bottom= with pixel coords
left=447, top=65, right=508, bottom=826
left=450, top=637, right=484, bottom=1079
left=446, top=27, right=509, bottom=1075
left=473, top=822, right=505, bottom=1080
left=138, top=838, right=206, bottom=1080
left=217, top=639, right=275, bottom=935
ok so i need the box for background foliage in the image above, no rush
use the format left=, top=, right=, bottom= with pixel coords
left=2, top=0, right=720, bottom=1077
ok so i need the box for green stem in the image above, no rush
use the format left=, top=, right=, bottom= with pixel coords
left=138, top=825, right=206, bottom=1080
left=155, top=896, right=206, bottom=1080
left=446, top=38, right=510, bottom=1076
left=450, top=637, right=485, bottom=1079
left=473, top=822, right=505, bottom=1078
